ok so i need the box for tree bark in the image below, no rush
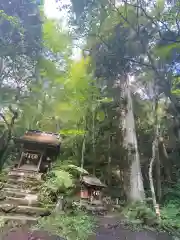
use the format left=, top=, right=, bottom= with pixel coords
left=149, top=96, right=160, bottom=218
left=155, top=144, right=161, bottom=202
left=107, top=134, right=112, bottom=186
left=92, top=109, right=96, bottom=175
left=159, top=138, right=171, bottom=182
left=120, top=75, right=145, bottom=202
left=80, top=135, right=86, bottom=171
left=149, top=137, right=158, bottom=214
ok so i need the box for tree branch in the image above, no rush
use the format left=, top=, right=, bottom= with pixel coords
left=0, top=113, right=9, bottom=128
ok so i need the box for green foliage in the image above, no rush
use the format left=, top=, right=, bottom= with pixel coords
left=0, top=169, right=9, bottom=182
left=61, top=164, right=89, bottom=175
left=155, top=41, right=180, bottom=60
left=123, top=202, right=158, bottom=227
left=47, top=170, right=74, bottom=191
left=0, top=10, right=21, bottom=29
left=163, top=181, right=180, bottom=203
left=0, top=217, right=6, bottom=230
left=39, top=170, right=74, bottom=207
left=60, top=129, right=86, bottom=136
left=160, top=202, right=180, bottom=231
left=34, top=211, right=96, bottom=240
left=43, top=18, right=71, bottom=54
left=123, top=195, right=180, bottom=236
left=0, top=10, right=24, bottom=57
left=159, top=182, right=180, bottom=235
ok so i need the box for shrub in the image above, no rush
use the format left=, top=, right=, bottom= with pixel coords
left=33, top=211, right=96, bottom=240
left=159, top=181, right=180, bottom=236
left=123, top=201, right=158, bottom=227
left=123, top=201, right=180, bottom=236
left=160, top=201, right=180, bottom=236
left=44, top=170, right=74, bottom=193
left=38, top=170, right=74, bottom=207
left=0, top=169, right=9, bottom=182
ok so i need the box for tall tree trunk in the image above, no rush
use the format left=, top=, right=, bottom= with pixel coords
left=80, top=134, right=86, bottom=205
left=92, top=109, right=96, bottom=175
left=120, top=75, right=145, bottom=201
left=149, top=137, right=158, bottom=215
left=107, top=134, right=112, bottom=186
left=155, top=144, right=161, bottom=202
left=149, top=96, right=160, bottom=218
left=80, top=135, right=86, bottom=171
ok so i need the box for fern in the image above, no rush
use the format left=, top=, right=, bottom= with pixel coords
left=61, top=164, right=89, bottom=175
left=38, top=169, right=74, bottom=207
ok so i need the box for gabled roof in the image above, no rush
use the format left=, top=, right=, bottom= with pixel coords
left=81, top=175, right=106, bottom=188
left=14, top=130, right=61, bottom=147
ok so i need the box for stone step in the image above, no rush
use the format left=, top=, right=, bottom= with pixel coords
left=8, top=170, right=42, bottom=181
left=0, top=204, right=49, bottom=216
left=3, top=183, right=38, bottom=192
left=3, top=187, right=36, bottom=195
left=1, top=189, right=36, bottom=198
left=4, top=196, right=39, bottom=206
left=0, top=214, right=38, bottom=224
left=7, top=177, right=43, bottom=186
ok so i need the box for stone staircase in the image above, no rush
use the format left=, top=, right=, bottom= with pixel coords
left=0, top=168, right=50, bottom=225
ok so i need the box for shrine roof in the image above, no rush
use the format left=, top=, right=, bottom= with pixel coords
left=81, top=175, right=106, bottom=188
left=14, top=129, right=61, bottom=147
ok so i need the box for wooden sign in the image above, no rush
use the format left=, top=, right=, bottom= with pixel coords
left=22, top=152, right=39, bottom=160
left=20, top=151, right=41, bottom=167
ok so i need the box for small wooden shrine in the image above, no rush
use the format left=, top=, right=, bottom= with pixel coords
left=13, top=130, right=61, bottom=173
left=0, top=130, right=61, bottom=225
left=80, top=175, right=106, bottom=203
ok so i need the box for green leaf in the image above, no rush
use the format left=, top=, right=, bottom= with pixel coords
left=60, top=129, right=86, bottom=136
left=171, top=89, right=180, bottom=96
left=96, top=111, right=105, bottom=121
left=63, top=164, right=89, bottom=175
left=155, top=41, right=180, bottom=59
left=98, top=97, right=113, bottom=103
left=156, top=0, right=165, bottom=13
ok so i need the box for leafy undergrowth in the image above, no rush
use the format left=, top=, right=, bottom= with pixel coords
left=122, top=201, right=180, bottom=237
left=160, top=181, right=180, bottom=236
left=38, top=169, right=74, bottom=208
left=160, top=201, right=180, bottom=235
left=33, top=210, right=96, bottom=240
left=122, top=201, right=158, bottom=230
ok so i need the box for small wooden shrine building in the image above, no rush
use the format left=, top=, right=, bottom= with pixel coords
left=0, top=130, right=61, bottom=224
left=79, top=175, right=106, bottom=202
left=13, top=130, right=61, bottom=173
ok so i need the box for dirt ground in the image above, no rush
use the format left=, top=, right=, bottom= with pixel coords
left=89, top=214, right=174, bottom=240
left=1, top=214, right=174, bottom=240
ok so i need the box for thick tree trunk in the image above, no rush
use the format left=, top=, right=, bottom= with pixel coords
left=120, top=75, right=145, bottom=201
